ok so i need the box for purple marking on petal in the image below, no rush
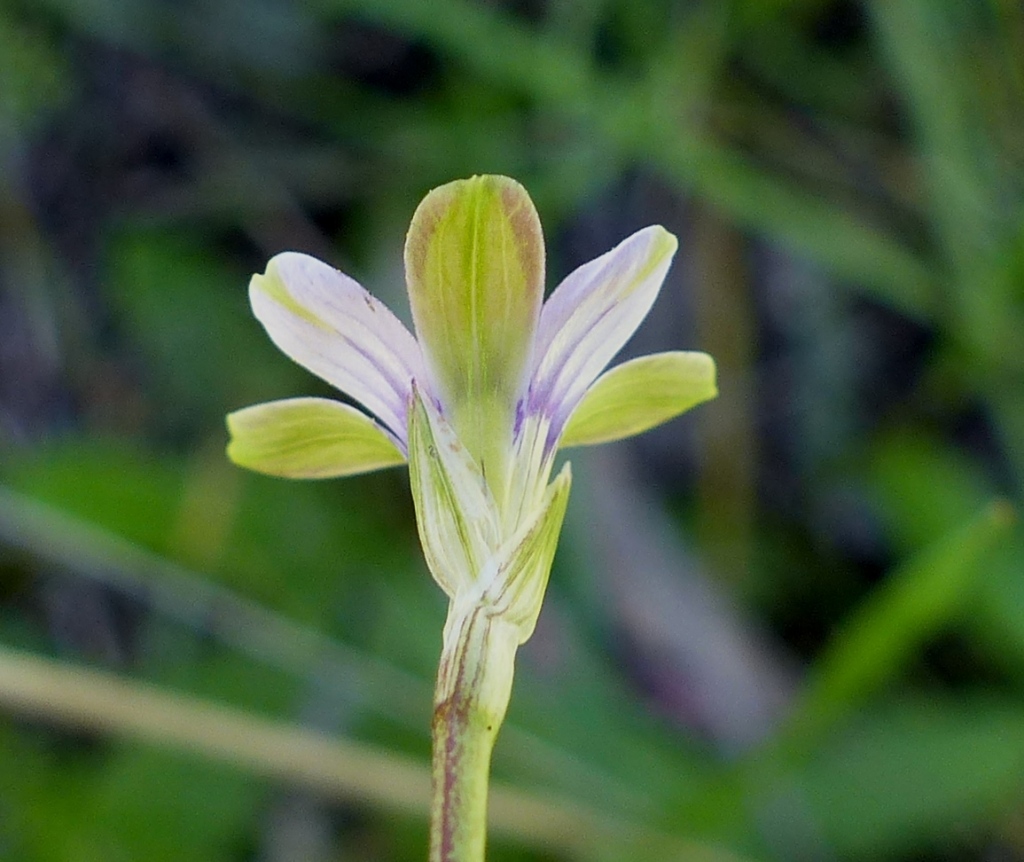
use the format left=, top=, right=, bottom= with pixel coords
left=527, top=300, right=617, bottom=413
left=536, top=300, right=620, bottom=414
left=525, top=226, right=676, bottom=448
left=252, top=252, right=425, bottom=442
left=543, top=419, right=562, bottom=457
left=513, top=398, right=526, bottom=439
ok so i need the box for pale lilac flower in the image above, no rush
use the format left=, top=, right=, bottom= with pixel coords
left=227, top=175, right=715, bottom=643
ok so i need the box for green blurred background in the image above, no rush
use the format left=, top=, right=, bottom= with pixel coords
left=2, top=0, right=1024, bottom=859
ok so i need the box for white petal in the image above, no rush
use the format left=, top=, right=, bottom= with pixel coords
left=250, top=252, right=423, bottom=442
left=526, top=226, right=678, bottom=439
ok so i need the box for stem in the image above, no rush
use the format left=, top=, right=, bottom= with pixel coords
left=430, top=602, right=518, bottom=862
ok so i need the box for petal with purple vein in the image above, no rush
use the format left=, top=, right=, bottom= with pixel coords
left=528, top=226, right=677, bottom=438
left=250, top=252, right=423, bottom=441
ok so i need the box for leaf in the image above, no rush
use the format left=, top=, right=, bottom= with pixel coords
left=785, top=500, right=1016, bottom=745
left=797, top=698, right=1024, bottom=858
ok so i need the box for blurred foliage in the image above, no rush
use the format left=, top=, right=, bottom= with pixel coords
left=1, top=0, right=1024, bottom=860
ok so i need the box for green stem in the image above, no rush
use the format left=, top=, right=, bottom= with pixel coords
left=430, top=602, right=518, bottom=862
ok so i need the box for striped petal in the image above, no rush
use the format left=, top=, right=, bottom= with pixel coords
left=527, top=226, right=678, bottom=439
left=559, top=351, right=717, bottom=448
left=227, top=397, right=405, bottom=479
left=250, top=252, right=423, bottom=442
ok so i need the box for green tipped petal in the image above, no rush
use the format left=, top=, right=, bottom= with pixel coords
left=249, top=252, right=422, bottom=442
left=405, top=175, right=544, bottom=470
left=226, top=397, right=405, bottom=479
left=407, top=387, right=500, bottom=598
left=531, top=226, right=678, bottom=426
left=559, top=351, right=717, bottom=448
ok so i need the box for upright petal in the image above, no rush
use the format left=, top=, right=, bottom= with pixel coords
left=559, top=351, right=717, bottom=448
left=250, top=252, right=422, bottom=442
left=227, top=397, right=405, bottom=478
left=404, top=175, right=544, bottom=472
left=527, top=226, right=678, bottom=441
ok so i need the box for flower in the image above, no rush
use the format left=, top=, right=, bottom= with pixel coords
left=227, top=175, right=716, bottom=648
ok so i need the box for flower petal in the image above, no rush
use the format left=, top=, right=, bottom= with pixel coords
left=407, top=386, right=500, bottom=599
left=527, top=226, right=678, bottom=439
left=559, top=351, right=717, bottom=448
left=405, top=175, right=544, bottom=464
left=250, top=252, right=422, bottom=442
left=226, top=397, right=405, bottom=478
